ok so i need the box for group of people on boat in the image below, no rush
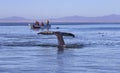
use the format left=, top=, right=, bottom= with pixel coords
left=32, top=20, right=51, bottom=31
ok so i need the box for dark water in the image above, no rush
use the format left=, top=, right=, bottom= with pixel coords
left=0, top=23, right=120, bottom=73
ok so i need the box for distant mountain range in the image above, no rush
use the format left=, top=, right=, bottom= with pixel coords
left=0, top=14, right=120, bottom=23
left=51, top=14, right=120, bottom=23
left=0, top=16, right=33, bottom=23
left=0, top=16, right=34, bottom=23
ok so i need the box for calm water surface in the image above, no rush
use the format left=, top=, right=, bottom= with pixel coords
left=0, top=23, right=120, bottom=73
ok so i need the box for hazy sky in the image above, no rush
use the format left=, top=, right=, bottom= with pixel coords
left=0, top=0, right=120, bottom=19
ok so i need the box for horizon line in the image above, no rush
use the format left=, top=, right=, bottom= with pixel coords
left=0, top=14, right=120, bottom=19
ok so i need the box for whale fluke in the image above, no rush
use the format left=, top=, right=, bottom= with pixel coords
left=38, top=31, right=75, bottom=37
left=38, top=31, right=75, bottom=51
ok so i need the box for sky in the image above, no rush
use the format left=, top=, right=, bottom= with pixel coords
left=0, top=0, right=120, bottom=19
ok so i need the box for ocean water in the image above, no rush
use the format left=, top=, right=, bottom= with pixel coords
left=0, top=23, right=120, bottom=73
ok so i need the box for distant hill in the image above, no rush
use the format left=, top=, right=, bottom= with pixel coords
left=50, top=14, right=120, bottom=23
left=1, top=16, right=27, bottom=20
left=1, top=14, right=120, bottom=23
left=0, top=16, right=34, bottom=23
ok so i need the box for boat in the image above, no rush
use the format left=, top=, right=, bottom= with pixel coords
left=29, top=20, right=51, bottom=30
left=29, top=23, right=51, bottom=30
